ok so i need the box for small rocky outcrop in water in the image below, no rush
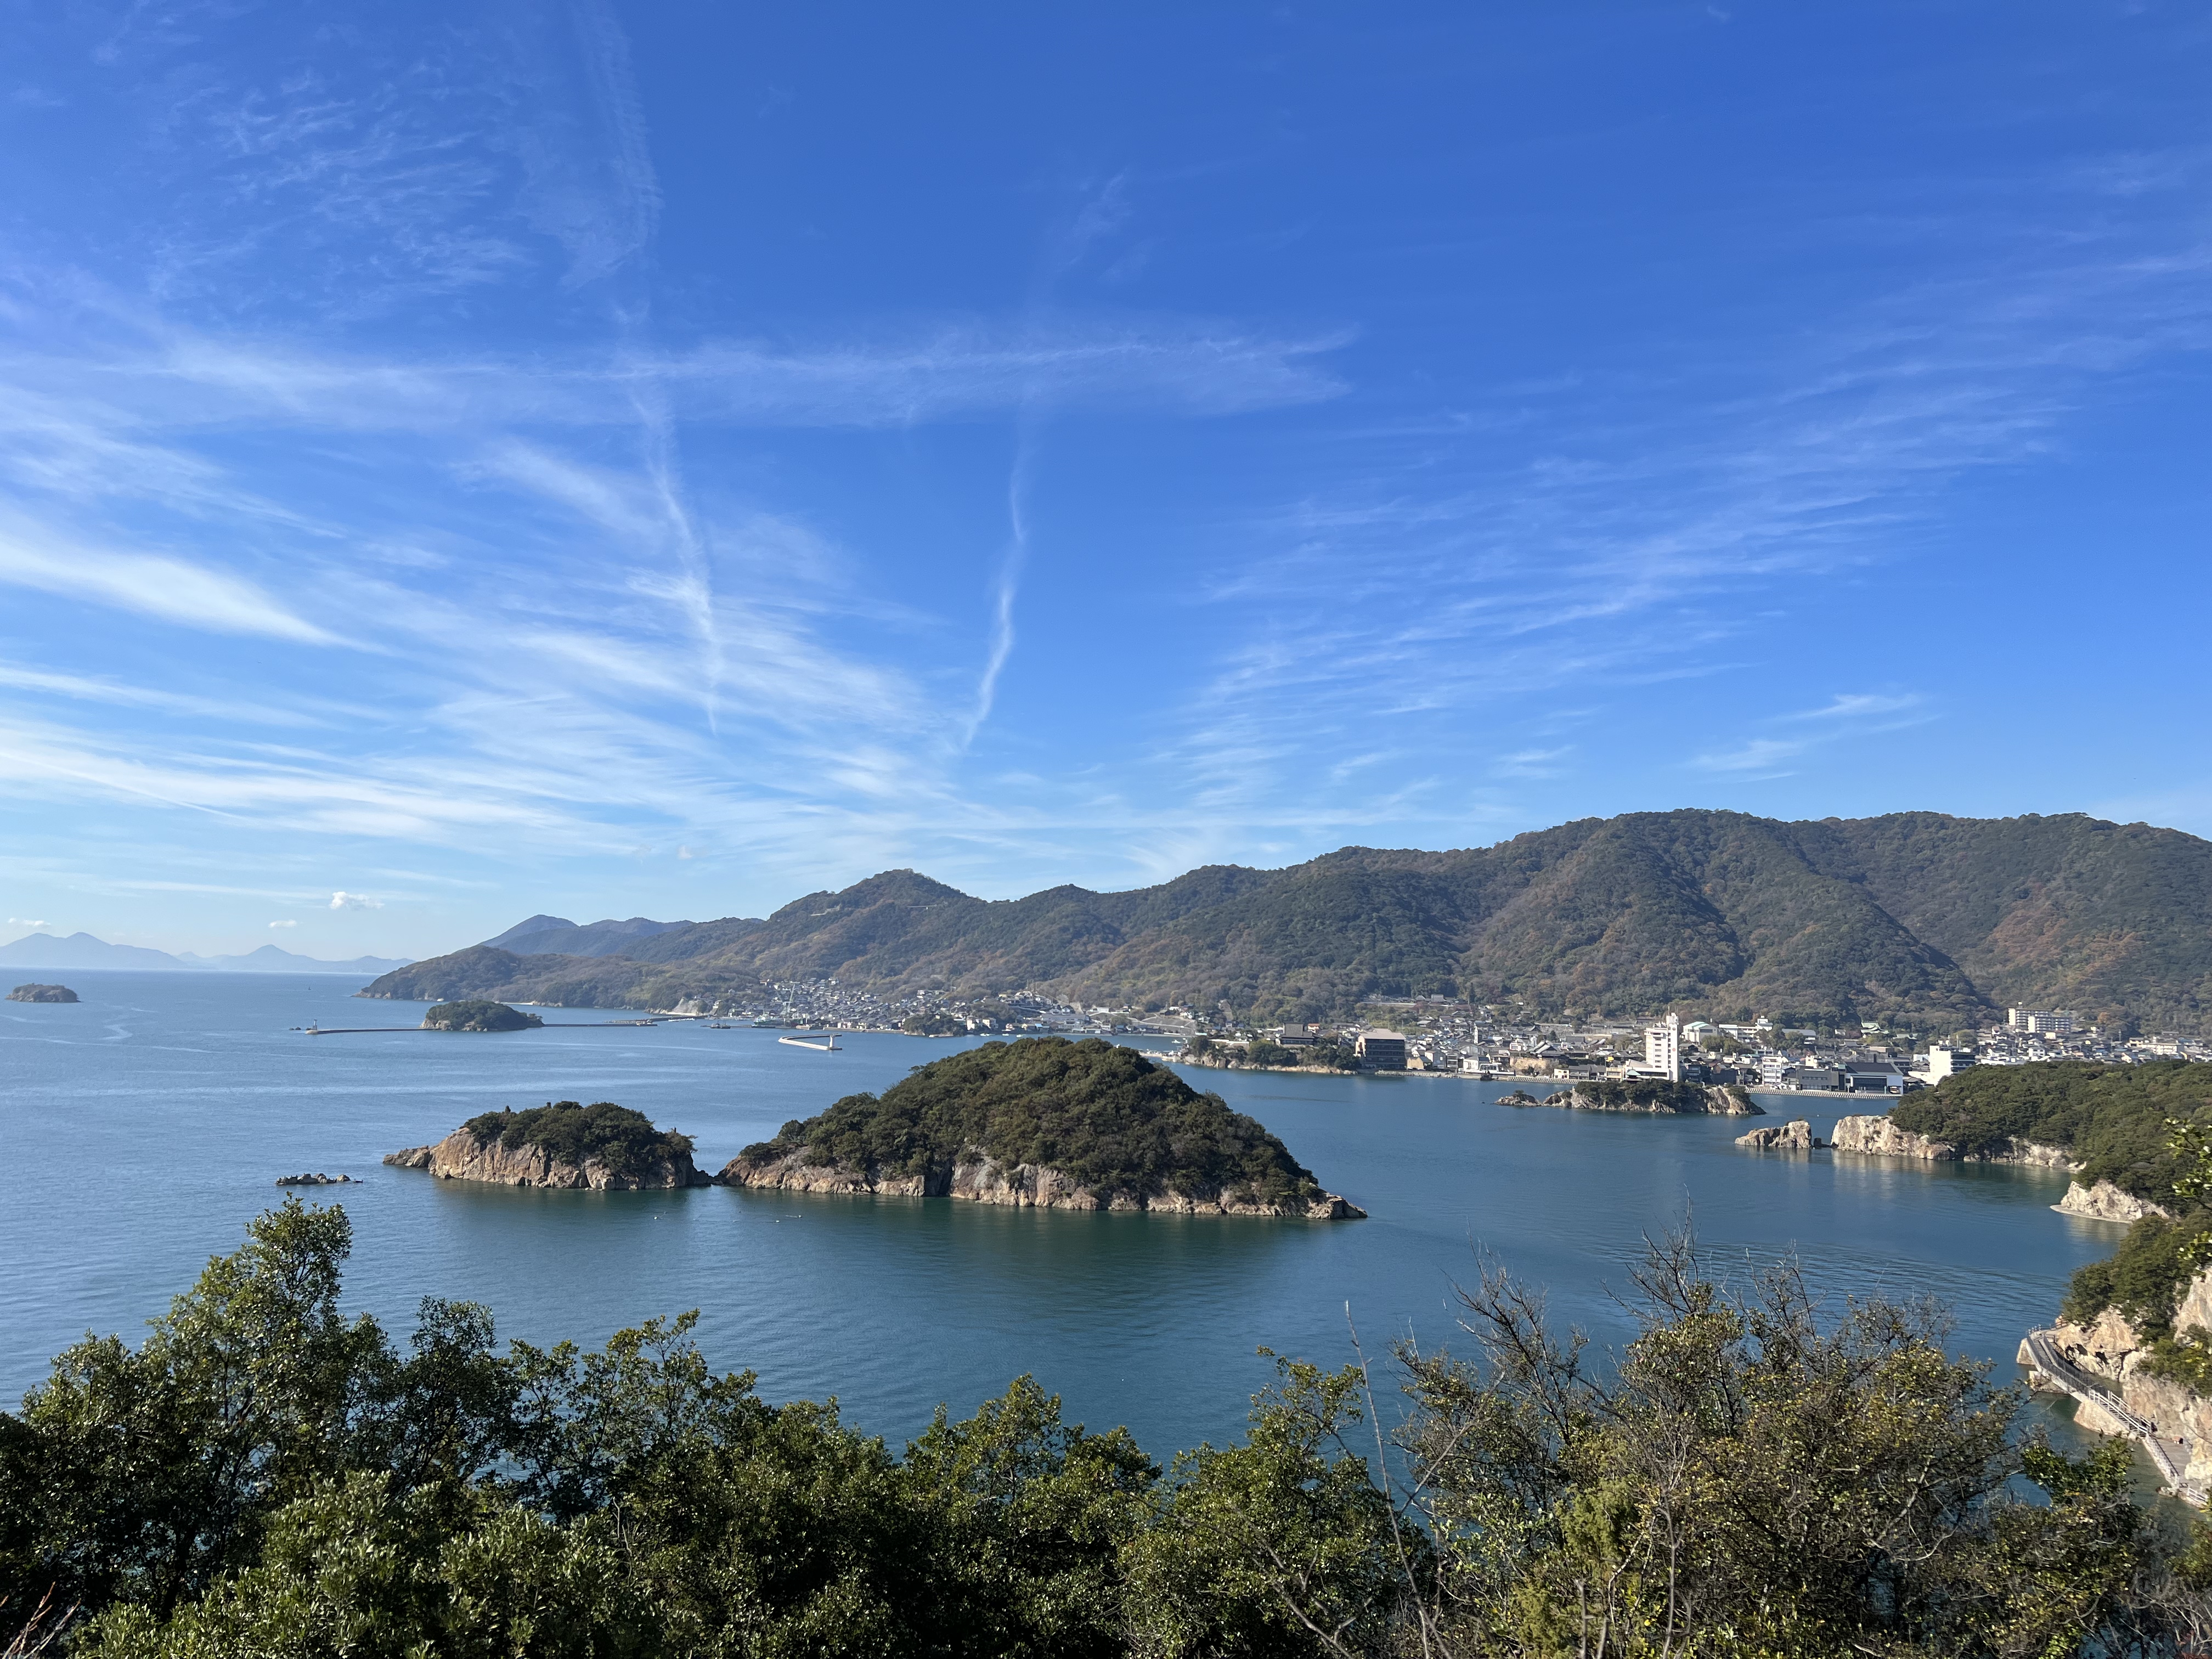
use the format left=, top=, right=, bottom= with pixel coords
left=720, top=1037, right=1364, bottom=1220
left=7, top=983, right=77, bottom=1003
left=275, top=1172, right=356, bottom=1186
left=2053, top=1180, right=2171, bottom=1223
left=387, top=1101, right=708, bottom=1190
left=422, top=999, right=544, bottom=1032
left=1830, top=1115, right=1953, bottom=1158
left=1736, top=1120, right=1824, bottom=1151
left=1831, top=1114, right=2079, bottom=1169
left=1536, top=1080, right=1762, bottom=1117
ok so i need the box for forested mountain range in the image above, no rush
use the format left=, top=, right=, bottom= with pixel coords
left=362, top=810, right=2212, bottom=1027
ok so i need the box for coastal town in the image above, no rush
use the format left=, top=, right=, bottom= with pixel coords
left=664, top=978, right=2211, bottom=1093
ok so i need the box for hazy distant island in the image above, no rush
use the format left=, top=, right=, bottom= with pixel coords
left=722, top=1036, right=1364, bottom=1218
left=6, top=983, right=77, bottom=1003
left=422, top=998, right=543, bottom=1032
left=0, top=930, right=411, bottom=974
left=387, top=1100, right=709, bottom=1189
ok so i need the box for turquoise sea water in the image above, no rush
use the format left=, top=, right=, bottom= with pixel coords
left=1, top=972, right=2124, bottom=1465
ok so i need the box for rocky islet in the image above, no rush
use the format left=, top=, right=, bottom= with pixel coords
left=716, top=1142, right=1363, bottom=1218
left=1736, top=1120, right=1827, bottom=1150
left=7, top=983, right=77, bottom=1003
left=387, top=1103, right=710, bottom=1191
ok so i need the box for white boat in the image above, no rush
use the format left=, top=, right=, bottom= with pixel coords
left=777, top=1034, right=841, bottom=1052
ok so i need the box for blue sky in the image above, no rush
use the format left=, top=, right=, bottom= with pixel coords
left=0, top=1, right=2205, bottom=959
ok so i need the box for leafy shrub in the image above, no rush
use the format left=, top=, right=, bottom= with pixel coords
left=1301, top=1039, right=1362, bottom=1071
left=2061, top=1212, right=2212, bottom=1339
left=1, top=1205, right=2193, bottom=1656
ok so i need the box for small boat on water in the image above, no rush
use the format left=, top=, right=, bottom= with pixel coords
left=777, top=1034, right=841, bottom=1052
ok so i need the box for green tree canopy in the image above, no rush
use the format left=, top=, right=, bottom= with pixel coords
left=6, top=1205, right=2210, bottom=1655
left=739, top=1037, right=1329, bottom=1209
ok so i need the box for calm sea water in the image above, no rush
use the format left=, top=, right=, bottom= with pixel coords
left=1, top=973, right=2123, bottom=1465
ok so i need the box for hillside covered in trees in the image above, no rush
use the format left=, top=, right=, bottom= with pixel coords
left=730, top=1037, right=1339, bottom=1214
left=7, top=1201, right=2209, bottom=1655
left=364, top=810, right=2212, bottom=1028
left=1893, top=1060, right=2212, bottom=1203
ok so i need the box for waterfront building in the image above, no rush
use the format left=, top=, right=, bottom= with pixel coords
left=1356, top=1030, right=1408, bottom=1069
left=1918, top=1044, right=1974, bottom=1083
left=1644, top=1012, right=1684, bottom=1083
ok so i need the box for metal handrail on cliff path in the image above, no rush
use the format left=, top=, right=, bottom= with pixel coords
left=2024, top=1329, right=2201, bottom=1498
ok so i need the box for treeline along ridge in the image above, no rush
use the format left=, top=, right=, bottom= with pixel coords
left=363, top=809, right=2212, bottom=1029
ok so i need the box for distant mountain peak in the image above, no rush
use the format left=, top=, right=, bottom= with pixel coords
left=1, top=933, right=409, bottom=974
left=481, top=915, right=578, bottom=949
left=478, top=914, right=695, bottom=960
left=364, top=811, right=2212, bottom=1029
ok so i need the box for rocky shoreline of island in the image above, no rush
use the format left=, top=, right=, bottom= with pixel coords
left=382, top=1038, right=1367, bottom=1217
left=1728, top=1108, right=2172, bottom=1227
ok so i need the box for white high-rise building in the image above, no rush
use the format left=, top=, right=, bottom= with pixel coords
left=2008, top=1008, right=2076, bottom=1035
left=1645, top=1012, right=1683, bottom=1083
left=1919, top=1045, right=1974, bottom=1082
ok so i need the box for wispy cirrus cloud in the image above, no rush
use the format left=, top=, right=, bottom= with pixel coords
left=1691, top=737, right=1812, bottom=776
left=0, top=314, right=1346, bottom=435
left=1142, top=177, right=2209, bottom=826
left=1692, top=693, right=1932, bottom=777
left=1781, top=693, right=1923, bottom=723
left=0, top=520, right=334, bottom=642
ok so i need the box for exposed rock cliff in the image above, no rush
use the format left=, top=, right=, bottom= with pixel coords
left=1831, top=1114, right=2079, bottom=1169
left=1737, top=1120, right=1825, bottom=1150
left=2021, top=1267, right=2212, bottom=1494
left=386, top=1128, right=709, bottom=1190
left=719, top=1146, right=1363, bottom=1218
left=1831, top=1115, right=1956, bottom=1159
left=2053, top=1180, right=2172, bottom=1223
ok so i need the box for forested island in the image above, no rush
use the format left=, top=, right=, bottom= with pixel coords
left=5, top=983, right=76, bottom=1002
left=387, top=1100, right=708, bottom=1189
left=1528, top=1077, right=1759, bottom=1115
left=421, top=998, right=543, bottom=1032
left=724, top=1036, right=1363, bottom=1217
left=4, top=1200, right=2207, bottom=1654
